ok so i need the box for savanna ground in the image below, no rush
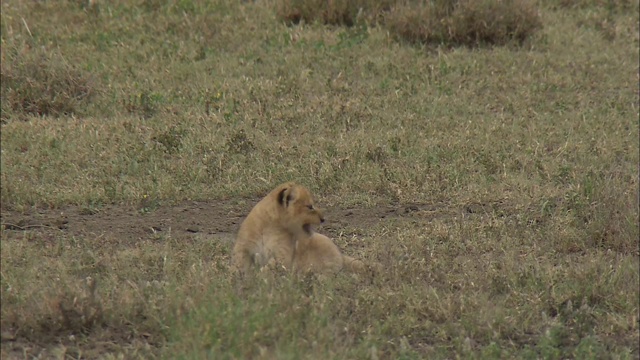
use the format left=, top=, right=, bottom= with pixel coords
left=1, top=0, right=639, bottom=358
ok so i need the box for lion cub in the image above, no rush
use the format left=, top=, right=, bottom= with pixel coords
left=232, top=182, right=365, bottom=274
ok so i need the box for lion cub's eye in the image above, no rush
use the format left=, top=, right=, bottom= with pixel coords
left=307, top=205, right=314, bottom=210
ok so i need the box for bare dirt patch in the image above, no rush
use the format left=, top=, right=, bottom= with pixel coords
left=0, top=198, right=464, bottom=246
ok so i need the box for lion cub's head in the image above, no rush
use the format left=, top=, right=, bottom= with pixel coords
left=276, top=183, right=324, bottom=234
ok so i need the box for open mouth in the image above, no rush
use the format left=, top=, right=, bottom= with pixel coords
left=302, top=224, right=312, bottom=234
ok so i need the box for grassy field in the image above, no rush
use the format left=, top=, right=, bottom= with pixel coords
left=1, top=0, right=639, bottom=358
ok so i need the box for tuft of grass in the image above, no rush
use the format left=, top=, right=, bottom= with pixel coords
left=153, top=126, right=187, bottom=155
left=0, top=46, right=99, bottom=122
left=548, top=0, right=638, bottom=11
left=385, top=0, right=542, bottom=47
left=277, top=0, right=394, bottom=26
left=277, top=0, right=542, bottom=48
left=124, top=91, right=160, bottom=120
left=575, top=171, right=639, bottom=254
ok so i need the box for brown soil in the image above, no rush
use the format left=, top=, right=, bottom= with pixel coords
left=0, top=198, right=464, bottom=246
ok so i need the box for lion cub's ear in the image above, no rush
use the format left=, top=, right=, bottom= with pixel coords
left=277, top=186, right=294, bottom=208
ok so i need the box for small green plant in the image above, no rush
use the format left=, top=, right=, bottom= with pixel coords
left=153, top=126, right=187, bottom=154
left=204, top=90, right=224, bottom=115
left=226, top=129, right=255, bottom=155
left=124, top=91, right=160, bottom=119
left=139, top=193, right=161, bottom=213
left=79, top=200, right=102, bottom=215
left=335, top=24, right=369, bottom=49
left=366, top=146, right=388, bottom=163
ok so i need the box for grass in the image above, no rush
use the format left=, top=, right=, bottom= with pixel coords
left=1, top=0, right=638, bottom=358
left=0, top=46, right=99, bottom=122
left=385, top=0, right=542, bottom=47
left=276, top=0, right=541, bottom=47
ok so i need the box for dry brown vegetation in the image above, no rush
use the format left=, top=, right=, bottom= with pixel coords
left=385, top=0, right=542, bottom=46
left=1, top=0, right=638, bottom=358
left=277, top=0, right=398, bottom=26
left=0, top=47, right=99, bottom=122
left=277, top=0, right=542, bottom=46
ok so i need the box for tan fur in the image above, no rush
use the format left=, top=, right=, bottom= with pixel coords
left=232, top=182, right=365, bottom=274
left=293, top=233, right=366, bottom=273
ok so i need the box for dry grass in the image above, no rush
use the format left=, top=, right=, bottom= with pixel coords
left=1, top=0, right=638, bottom=358
left=277, top=0, right=542, bottom=47
left=277, top=0, right=394, bottom=26
left=0, top=46, right=99, bottom=122
left=385, top=0, right=542, bottom=47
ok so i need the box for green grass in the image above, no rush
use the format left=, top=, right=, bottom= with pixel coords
left=1, top=0, right=638, bottom=358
